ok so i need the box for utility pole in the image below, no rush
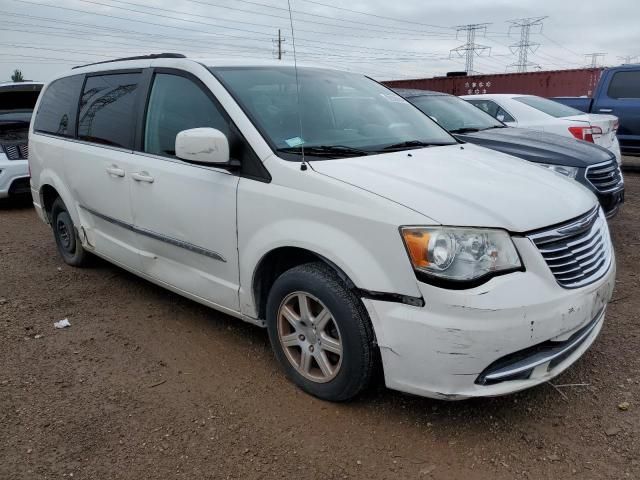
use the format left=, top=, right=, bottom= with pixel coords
left=585, top=52, right=607, bottom=68
left=272, top=29, right=286, bottom=60
left=617, top=55, right=638, bottom=64
left=507, top=16, right=546, bottom=73
left=450, top=23, right=491, bottom=75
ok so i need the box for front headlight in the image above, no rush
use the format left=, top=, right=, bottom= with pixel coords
left=400, top=227, right=522, bottom=284
left=538, top=163, right=579, bottom=179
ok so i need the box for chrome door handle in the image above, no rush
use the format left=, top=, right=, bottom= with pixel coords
left=106, top=166, right=125, bottom=177
left=132, top=171, right=154, bottom=183
left=598, top=108, right=613, bottom=113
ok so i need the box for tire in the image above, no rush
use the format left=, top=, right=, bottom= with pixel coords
left=51, top=197, right=90, bottom=267
left=266, top=262, right=377, bottom=401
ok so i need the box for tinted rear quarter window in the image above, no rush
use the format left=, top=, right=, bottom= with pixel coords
left=607, top=71, right=640, bottom=99
left=78, top=73, right=141, bottom=148
left=34, top=75, right=84, bottom=137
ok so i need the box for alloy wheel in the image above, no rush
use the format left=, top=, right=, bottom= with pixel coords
left=276, top=291, right=343, bottom=383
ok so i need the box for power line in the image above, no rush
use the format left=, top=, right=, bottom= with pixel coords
left=294, top=0, right=453, bottom=31
left=450, top=23, right=491, bottom=74
left=99, top=0, right=457, bottom=40
left=7, top=0, right=449, bottom=59
left=507, top=16, right=546, bottom=72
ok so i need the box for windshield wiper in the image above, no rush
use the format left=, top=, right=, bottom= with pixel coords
left=380, top=140, right=449, bottom=151
left=277, top=145, right=371, bottom=158
left=449, top=127, right=482, bottom=134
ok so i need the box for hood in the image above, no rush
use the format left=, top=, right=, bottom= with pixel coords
left=456, top=127, right=614, bottom=167
left=309, top=144, right=596, bottom=232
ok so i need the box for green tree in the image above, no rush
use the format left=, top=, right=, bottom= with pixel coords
left=11, top=69, right=24, bottom=82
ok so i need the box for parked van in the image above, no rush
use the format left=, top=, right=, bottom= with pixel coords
left=30, top=55, right=615, bottom=401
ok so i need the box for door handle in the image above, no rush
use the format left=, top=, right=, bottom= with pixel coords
left=132, top=171, right=155, bottom=183
left=106, top=165, right=125, bottom=177
left=598, top=108, right=613, bottom=113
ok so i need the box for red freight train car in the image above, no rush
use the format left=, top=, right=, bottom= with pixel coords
left=384, top=68, right=603, bottom=97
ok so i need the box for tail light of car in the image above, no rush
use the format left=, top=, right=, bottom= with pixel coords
left=568, top=125, right=602, bottom=143
left=613, top=119, right=619, bottom=133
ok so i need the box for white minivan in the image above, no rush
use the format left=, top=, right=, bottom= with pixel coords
left=29, top=55, right=615, bottom=401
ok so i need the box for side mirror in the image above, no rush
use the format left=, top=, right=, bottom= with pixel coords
left=175, top=128, right=235, bottom=166
left=497, top=114, right=505, bottom=122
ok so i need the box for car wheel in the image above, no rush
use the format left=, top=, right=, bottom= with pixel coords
left=51, top=197, right=90, bottom=267
left=266, top=262, right=377, bottom=401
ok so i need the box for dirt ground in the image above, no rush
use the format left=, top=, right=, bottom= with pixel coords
left=1, top=175, right=638, bottom=480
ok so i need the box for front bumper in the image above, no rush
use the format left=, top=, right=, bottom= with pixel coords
left=0, top=156, right=29, bottom=198
left=363, top=236, right=616, bottom=400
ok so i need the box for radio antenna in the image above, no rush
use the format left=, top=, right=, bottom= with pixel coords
left=286, top=0, right=307, bottom=170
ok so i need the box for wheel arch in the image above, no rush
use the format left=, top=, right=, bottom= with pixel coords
left=252, top=246, right=357, bottom=322
left=37, top=169, right=78, bottom=225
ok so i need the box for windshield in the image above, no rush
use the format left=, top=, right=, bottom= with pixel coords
left=0, top=89, right=40, bottom=124
left=210, top=66, right=456, bottom=159
left=514, top=96, right=583, bottom=118
left=407, top=94, right=504, bottom=132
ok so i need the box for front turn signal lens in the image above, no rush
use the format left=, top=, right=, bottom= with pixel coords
left=401, top=229, right=430, bottom=268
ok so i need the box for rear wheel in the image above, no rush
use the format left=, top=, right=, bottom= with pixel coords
left=51, top=197, right=90, bottom=267
left=266, top=262, right=376, bottom=401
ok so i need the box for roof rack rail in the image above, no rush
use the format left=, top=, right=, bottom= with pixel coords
left=72, top=53, right=186, bottom=69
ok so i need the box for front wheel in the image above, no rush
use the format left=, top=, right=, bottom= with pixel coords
left=266, top=262, right=377, bottom=401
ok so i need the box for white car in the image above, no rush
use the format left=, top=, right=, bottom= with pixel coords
left=462, top=94, right=622, bottom=164
left=0, top=81, right=43, bottom=198
left=29, top=55, right=615, bottom=401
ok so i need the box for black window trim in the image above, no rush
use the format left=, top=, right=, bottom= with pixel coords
left=137, top=67, right=271, bottom=183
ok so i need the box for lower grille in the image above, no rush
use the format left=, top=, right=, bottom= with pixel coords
left=529, top=207, right=612, bottom=289
left=476, top=308, right=604, bottom=385
left=2, top=143, right=29, bottom=160
left=586, top=159, right=623, bottom=193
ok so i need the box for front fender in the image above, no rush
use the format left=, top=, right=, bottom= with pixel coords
left=236, top=175, right=426, bottom=318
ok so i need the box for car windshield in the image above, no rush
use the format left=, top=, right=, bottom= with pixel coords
left=209, top=66, right=456, bottom=159
left=0, top=89, right=40, bottom=123
left=406, top=94, right=504, bottom=132
left=514, top=95, right=583, bottom=118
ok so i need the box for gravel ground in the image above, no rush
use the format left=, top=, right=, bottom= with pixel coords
left=1, top=175, right=638, bottom=480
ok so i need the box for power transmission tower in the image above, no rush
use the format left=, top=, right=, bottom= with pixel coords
left=507, top=16, right=546, bottom=73
left=450, top=23, right=491, bottom=75
left=585, top=52, right=606, bottom=68
left=272, top=29, right=286, bottom=60
left=618, top=55, right=638, bottom=64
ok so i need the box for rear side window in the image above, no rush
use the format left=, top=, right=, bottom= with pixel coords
left=33, top=75, right=84, bottom=137
left=78, top=73, right=141, bottom=148
left=607, top=71, right=640, bottom=99
left=466, top=99, right=515, bottom=123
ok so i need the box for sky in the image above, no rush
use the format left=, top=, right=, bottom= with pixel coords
left=1, top=0, right=639, bottom=82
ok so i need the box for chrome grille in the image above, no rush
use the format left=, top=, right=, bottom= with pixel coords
left=529, top=207, right=612, bottom=289
left=586, top=159, right=623, bottom=193
left=2, top=143, right=29, bottom=160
